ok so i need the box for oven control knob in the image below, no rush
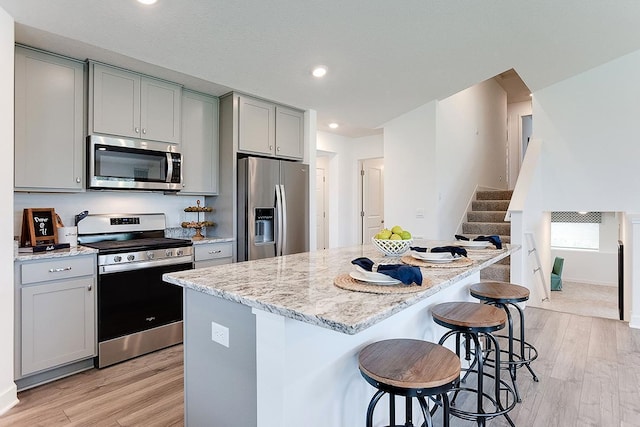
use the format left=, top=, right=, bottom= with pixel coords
left=113, top=255, right=122, bottom=263
left=147, top=251, right=155, bottom=260
left=127, top=254, right=135, bottom=261
left=176, top=249, right=184, bottom=256
left=166, top=249, right=173, bottom=257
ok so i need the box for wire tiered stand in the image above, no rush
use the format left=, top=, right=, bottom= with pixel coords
left=181, top=200, right=215, bottom=241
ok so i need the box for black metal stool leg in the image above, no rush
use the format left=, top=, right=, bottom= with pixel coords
left=513, top=302, right=539, bottom=382
left=486, top=333, right=515, bottom=427
left=501, top=303, right=521, bottom=403
left=366, top=389, right=385, bottom=427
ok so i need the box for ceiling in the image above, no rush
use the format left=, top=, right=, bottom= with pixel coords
left=2, top=0, right=640, bottom=138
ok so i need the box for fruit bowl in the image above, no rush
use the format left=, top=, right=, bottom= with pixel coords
left=371, top=237, right=413, bottom=256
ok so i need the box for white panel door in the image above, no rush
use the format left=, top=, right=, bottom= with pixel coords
left=361, top=158, right=385, bottom=244
left=92, top=63, right=141, bottom=139
left=316, top=166, right=327, bottom=250
left=140, top=77, right=182, bottom=144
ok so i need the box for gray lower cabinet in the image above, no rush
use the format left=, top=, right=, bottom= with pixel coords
left=15, top=254, right=97, bottom=385
left=14, top=46, right=86, bottom=192
left=179, top=90, right=219, bottom=195
left=194, top=242, right=233, bottom=268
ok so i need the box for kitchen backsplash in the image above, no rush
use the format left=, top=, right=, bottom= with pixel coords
left=14, top=192, right=215, bottom=238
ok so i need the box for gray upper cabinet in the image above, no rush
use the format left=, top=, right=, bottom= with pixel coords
left=237, top=94, right=304, bottom=160
left=91, top=62, right=182, bottom=144
left=179, top=90, right=219, bottom=195
left=14, top=46, right=85, bottom=192
left=275, top=106, right=304, bottom=159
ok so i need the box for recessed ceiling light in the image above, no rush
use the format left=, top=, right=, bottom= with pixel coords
left=312, top=66, right=327, bottom=78
left=328, top=123, right=339, bottom=129
left=137, top=0, right=157, bottom=5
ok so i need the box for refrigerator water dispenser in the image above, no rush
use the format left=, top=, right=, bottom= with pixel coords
left=255, top=208, right=274, bottom=243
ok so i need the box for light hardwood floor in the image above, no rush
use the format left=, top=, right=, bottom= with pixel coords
left=1, top=308, right=639, bottom=426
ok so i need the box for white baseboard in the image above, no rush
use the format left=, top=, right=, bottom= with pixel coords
left=0, top=382, right=18, bottom=416
left=564, top=278, right=617, bottom=287
left=629, top=313, right=640, bottom=329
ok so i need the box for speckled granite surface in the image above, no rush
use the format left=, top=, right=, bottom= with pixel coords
left=164, top=241, right=520, bottom=335
left=14, top=241, right=98, bottom=261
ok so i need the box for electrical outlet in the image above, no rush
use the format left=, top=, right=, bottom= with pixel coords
left=211, top=321, right=229, bottom=347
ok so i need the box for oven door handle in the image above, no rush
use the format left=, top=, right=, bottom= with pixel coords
left=99, top=255, right=193, bottom=274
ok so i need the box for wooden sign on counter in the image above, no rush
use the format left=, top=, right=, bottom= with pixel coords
left=20, top=208, right=59, bottom=247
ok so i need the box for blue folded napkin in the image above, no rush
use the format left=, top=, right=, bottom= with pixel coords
left=351, top=257, right=422, bottom=285
left=431, top=246, right=468, bottom=257
left=410, top=246, right=428, bottom=253
left=456, top=234, right=502, bottom=249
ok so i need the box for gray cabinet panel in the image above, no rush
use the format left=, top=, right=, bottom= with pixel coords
left=91, top=62, right=182, bottom=144
left=275, top=106, right=304, bottom=159
left=141, top=77, right=181, bottom=144
left=14, top=46, right=85, bottom=192
left=194, top=242, right=232, bottom=268
left=238, top=95, right=275, bottom=156
left=92, top=64, right=140, bottom=139
left=179, top=90, right=219, bottom=195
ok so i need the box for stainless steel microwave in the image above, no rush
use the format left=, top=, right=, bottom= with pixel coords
left=88, top=135, right=182, bottom=191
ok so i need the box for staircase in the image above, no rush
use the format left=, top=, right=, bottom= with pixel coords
left=461, top=189, right=513, bottom=282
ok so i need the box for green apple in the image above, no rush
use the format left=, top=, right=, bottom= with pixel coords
left=390, top=233, right=402, bottom=240
left=391, top=225, right=403, bottom=235
left=379, top=229, right=392, bottom=239
left=400, top=230, right=412, bottom=240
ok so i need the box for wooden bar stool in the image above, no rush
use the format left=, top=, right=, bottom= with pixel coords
left=358, top=339, right=461, bottom=427
left=431, top=302, right=516, bottom=427
left=469, top=281, right=539, bottom=402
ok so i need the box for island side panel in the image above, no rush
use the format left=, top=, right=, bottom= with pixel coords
left=184, top=288, right=257, bottom=427
left=254, top=272, right=479, bottom=427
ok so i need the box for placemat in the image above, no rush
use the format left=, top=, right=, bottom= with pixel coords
left=401, top=255, right=474, bottom=268
left=333, top=273, right=432, bottom=294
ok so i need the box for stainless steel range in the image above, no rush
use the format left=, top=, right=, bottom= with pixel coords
left=77, top=213, right=193, bottom=368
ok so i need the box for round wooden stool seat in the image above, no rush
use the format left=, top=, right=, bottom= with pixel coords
left=359, top=339, right=461, bottom=390
left=470, top=281, right=530, bottom=304
left=358, top=339, right=460, bottom=427
left=431, top=301, right=506, bottom=333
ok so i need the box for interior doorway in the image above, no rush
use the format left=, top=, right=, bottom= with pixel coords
left=315, top=156, right=329, bottom=250
left=521, top=114, right=532, bottom=162
left=360, top=158, right=384, bottom=244
left=543, top=211, right=620, bottom=320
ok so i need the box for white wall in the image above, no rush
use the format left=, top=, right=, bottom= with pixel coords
left=0, top=6, right=17, bottom=415
left=316, top=131, right=383, bottom=247
left=533, top=47, right=640, bottom=320
left=383, top=101, right=438, bottom=240
left=436, top=78, right=508, bottom=239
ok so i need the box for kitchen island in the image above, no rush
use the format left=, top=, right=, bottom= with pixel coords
left=163, top=242, right=519, bottom=427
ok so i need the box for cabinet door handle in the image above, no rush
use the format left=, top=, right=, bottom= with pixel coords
left=209, top=250, right=222, bottom=254
left=142, top=128, right=147, bottom=134
left=49, top=267, right=72, bottom=273
left=135, top=127, right=140, bottom=133
left=76, top=177, right=81, bottom=183
left=269, top=145, right=273, bottom=151
left=87, top=285, right=92, bottom=291
left=277, top=146, right=281, bottom=152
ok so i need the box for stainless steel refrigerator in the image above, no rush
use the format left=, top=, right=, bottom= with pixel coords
left=237, top=156, right=309, bottom=261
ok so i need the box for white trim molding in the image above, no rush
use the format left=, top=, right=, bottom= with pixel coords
left=0, top=382, right=18, bottom=416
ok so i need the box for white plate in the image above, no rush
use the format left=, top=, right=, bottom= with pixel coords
left=455, top=240, right=492, bottom=248
left=349, top=270, right=401, bottom=285
left=410, top=251, right=456, bottom=263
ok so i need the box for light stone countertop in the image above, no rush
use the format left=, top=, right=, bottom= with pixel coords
left=14, top=242, right=98, bottom=261
left=164, top=241, right=520, bottom=335
left=190, top=237, right=234, bottom=245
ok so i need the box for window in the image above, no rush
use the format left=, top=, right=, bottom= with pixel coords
left=550, top=212, right=601, bottom=250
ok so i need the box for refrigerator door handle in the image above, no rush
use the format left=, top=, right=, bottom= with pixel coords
left=280, top=184, right=288, bottom=255
left=275, top=185, right=283, bottom=256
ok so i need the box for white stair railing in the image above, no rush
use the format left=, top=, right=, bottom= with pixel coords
left=525, top=232, right=550, bottom=302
